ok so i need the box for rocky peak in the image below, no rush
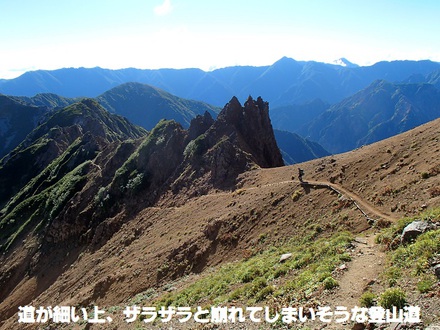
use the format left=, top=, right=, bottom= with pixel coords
left=216, top=96, right=284, bottom=168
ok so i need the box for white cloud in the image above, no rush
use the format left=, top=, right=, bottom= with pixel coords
left=154, top=0, right=173, bottom=16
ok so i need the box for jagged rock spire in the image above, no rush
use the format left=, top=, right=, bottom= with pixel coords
left=216, top=96, right=284, bottom=168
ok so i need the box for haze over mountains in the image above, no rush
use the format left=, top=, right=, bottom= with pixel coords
left=1, top=58, right=440, bottom=159
left=1, top=57, right=440, bottom=107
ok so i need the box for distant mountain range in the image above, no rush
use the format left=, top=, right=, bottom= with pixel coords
left=1, top=57, right=440, bottom=159
left=1, top=58, right=439, bottom=107
left=300, top=80, right=440, bottom=153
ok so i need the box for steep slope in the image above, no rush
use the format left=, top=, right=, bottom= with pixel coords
left=96, top=82, right=219, bottom=129
left=0, top=95, right=284, bottom=325
left=1, top=59, right=439, bottom=107
left=0, top=94, right=48, bottom=159
left=0, top=99, right=147, bottom=209
left=0, top=93, right=80, bottom=159
left=302, top=80, right=440, bottom=153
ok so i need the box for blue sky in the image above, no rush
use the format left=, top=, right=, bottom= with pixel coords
left=1, top=0, right=439, bottom=79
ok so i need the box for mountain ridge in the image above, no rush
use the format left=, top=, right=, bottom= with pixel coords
left=96, top=82, right=220, bottom=130
left=2, top=58, right=439, bottom=107
left=0, top=98, right=147, bottom=210
left=0, top=83, right=329, bottom=165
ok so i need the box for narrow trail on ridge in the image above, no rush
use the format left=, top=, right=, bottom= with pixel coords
left=236, top=177, right=397, bottom=223
left=183, top=174, right=397, bottom=226
left=303, top=179, right=397, bottom=223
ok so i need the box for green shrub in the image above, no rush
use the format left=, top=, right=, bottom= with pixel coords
left=322, top=276, right=339, bottom=290
left=273, top=265, right=289, bottom=279
left=417, top=278, right=434, bottom=293
left=240, top=268, right=262, bottom=283
left=291, top=190, right=302, bottom=202
left=228, top=287, right=244, bottom=302
left=255, top=285, right=274, bottom=302
left=383, top=266, right=401, bottom=287
left=421, top=172, right=430, bottom=179
left=359, top=291, right=376, bottom=307
left=379, top=288, right=406, bottom=309
left=339, top=253, right=352, bottom=262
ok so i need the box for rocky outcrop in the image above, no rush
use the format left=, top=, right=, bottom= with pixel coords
left=215, top=96, right=284, bottom=168
left=170, top=96, right=284, bottom=192
left=434, top=264, right=440, bottom=280
left=187, top=111, right=214, bottom=141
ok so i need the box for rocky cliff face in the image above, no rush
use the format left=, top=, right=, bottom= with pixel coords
left=216, top=96, right=284, bottom=168
left=167, top=96, right=284, bottom=195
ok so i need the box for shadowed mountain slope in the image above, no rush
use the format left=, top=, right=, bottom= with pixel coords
left=13, top=93, right=78, bottom=109
left=301, top=80, right=440, bottom=153
left=270, top=98, right=330, bottom=132
left=0, top=94, right=49, bottom=159
left=274, top=129, right=330, bottom=164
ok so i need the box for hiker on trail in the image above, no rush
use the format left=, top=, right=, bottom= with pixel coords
left=298, top=168, right=304, bottom=182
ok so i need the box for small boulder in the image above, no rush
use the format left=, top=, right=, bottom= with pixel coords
left=434, top=264, right=440, bottom=280
left=401, top=220, right=434, bottom=244
left=339, top=264, right=348, bottom=271
left=279, top=253, right=292, bottom=263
